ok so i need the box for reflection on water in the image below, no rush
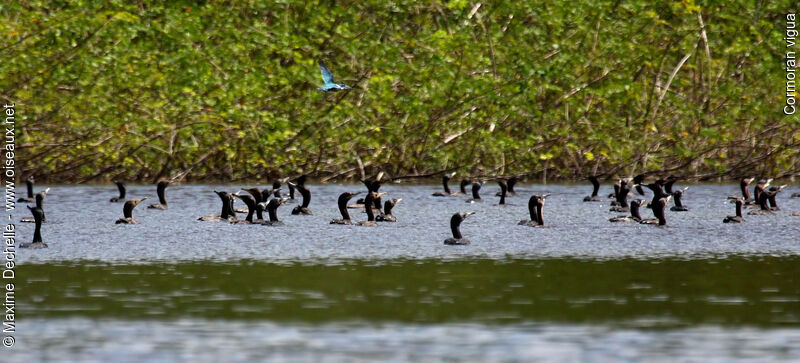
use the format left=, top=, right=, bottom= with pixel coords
left=18, top=257, right=800, bottom=326
left=9, top=319, right=800, bottom=362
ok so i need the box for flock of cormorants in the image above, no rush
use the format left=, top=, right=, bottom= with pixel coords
left=15, top=172, right=800, bottom=249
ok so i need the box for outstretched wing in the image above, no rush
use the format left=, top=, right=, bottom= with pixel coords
left=318, top=61, right=335, bottom=84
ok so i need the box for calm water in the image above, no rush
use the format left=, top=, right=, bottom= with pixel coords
left=8, top=184, right=800, bottom=361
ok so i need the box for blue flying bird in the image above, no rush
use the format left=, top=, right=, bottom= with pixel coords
left=317, top=61, right=352, bottom=92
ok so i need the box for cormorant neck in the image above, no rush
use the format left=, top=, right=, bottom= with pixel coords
left=536, top=200, right=544, bottom=225
left=630, top=202, right=642, bottom=220
left=768, top=194, right=778, bottom=208
left=364, top=195, right=375, bottom=221
left=288, top=183, right=295, bottom=199
left=338, top=198, right=350, bottom=220
left=123, top=202, right=135, bottom=219
left=471, top=185, right=480, bottom=199
left=527, top=196, right=537, bottom=221
left=300, top=187, right=311, bottom=208
left=673, top=194, right=683, bottom=207
left=116, top=183, right=126, bottom=198
left=450, top=216, right=463, bottom=239
left=157, top=185, right=167, bottom=205
left=741, top=182, right=750, bottom=200
left=591, top=180, right=600, bottom=197
left=268, top=205, right=279, bottom=222
left=442, top=177, right=451, bottom=194
left=26, top=181, right=33, bottom=198
left=735, top=202, right=743, bottom=217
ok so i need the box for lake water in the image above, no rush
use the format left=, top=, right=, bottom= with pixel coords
left=8, top=184, right=800, bottom=361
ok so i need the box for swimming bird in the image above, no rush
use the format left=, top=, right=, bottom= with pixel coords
left=262, top=198, right=287, bottom=226
left=110, top=181, right=127, bottom=202
left=723, top=198, right=745, bottom=223
left=147, top=181, right=170, bottom=210
left=331, top=192, right=360, bottom=225
left=791, top=192, right=800, bottom=198
left=198, top=191, right=236, bottom=221
left=17, top=176, right=36, bottom=203
left=242, top=187, right=265, bottom=220
left=271, top=181, right=283, bottom=198
left=644, top=195, right=670, bottom=225
left=496, top=179, right=508, bottom=205
left=663, top=175, right=681, bottom=195
left=583, top=176, right=601, bottom=202
left=633, top=174, right=647, bottom=196
left=610, top=179, right=633, bottom=212
left=497, top=177, right=519, bottom=197
left=286, top=179, right=296, bottom=202
left=610, top=199, right=645, bottom=222
left=351, top=178, right=383, bottom=210
left=20, top=191, right=48, bottom=223
left=750, top=178, right=772, bottom=208
left=231, top=194, right=257, bottom=224
left=357, top=192, right=386, bottom=226
left=670, top=187, right=689, bottom=211
left=291, top=183, right=312, bottom=215
left=115, top=197, right=148, bottom=224
left=519, top=194, right=548, bottom=226
left=317, top=60, right=352, bottom=92
left=20, top=204, right=47, bottom=248
left=376, top=198, right=402, bottom=222
left=733, top=177, right=756, bottom=204
left=748, top=190, right=775, bottom=215
left=767, top=185, right=786, bottom=210
left=432, top=172, right=457, bottom=196
left=444, top=212, right=476, bottom=245
left=456, top=179, right=470, bottom=195
left=466, top=182, right=482, bottom=203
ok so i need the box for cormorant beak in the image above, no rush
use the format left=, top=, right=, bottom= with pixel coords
left=351, top=192, right=361, bottom=196
left=375, top=192, right=387, bottom=198
left=42, top=188, right=51, bottom=195
left=464, top=211, right=476, bottom=217
left=395, top=198, right=403, bottom=204
left=141, top=197, right=149, bottom=202
left=279, top=198, right=289, bottom=205
left=448, top=172, right=457, bottom=178
left=287, top=181, right=297, bottom=187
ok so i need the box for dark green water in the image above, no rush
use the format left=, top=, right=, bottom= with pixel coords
left=19, top=257, right=799, bottom=327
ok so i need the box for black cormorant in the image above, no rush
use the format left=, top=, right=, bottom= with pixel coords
left=444, top=212, right=475, bottom=245
left=231, top=194, right=257, bottom=224
left=20, top=204, right=47, bottom=248
left=767, top=185, right=786, bottom=210
left=670, top=187, right=689, bottom=211
left=466, top=182, right=482, bottom=203
left=262, top=198, right=287, bottom=226
left=583, top=176, right=601, bottom=202
left=357, top=192, right=386, bottom=226
left=147, top=181, right=170, bottom=210
left=376, top=198, right=402, bottom=222
left=633, top=174, right=647, bottom=196
left=331, top=192, right=360, bottom=224
left=432, top=172, right=457, bottom=197
left=519, top=194, right=548, bottom=226
left=115, top=197, right=148, bottom=224
left=17, top=176, right=36, bottom=203
left=198, top=191, right=236, bottom=221
left=20, top=191, right=48, bottom=223
left=110, top=180, right=126, bottom=202
left=610, top=199, right=645, bottom=222
left=291, top=183, right=312, bottom=215
left=723, top=198, right=745, bottom=223
left=496, top=179, right=508, bottom=205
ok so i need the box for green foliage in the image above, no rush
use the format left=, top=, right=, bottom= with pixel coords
left=2, top=0, right=798, bottom=182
